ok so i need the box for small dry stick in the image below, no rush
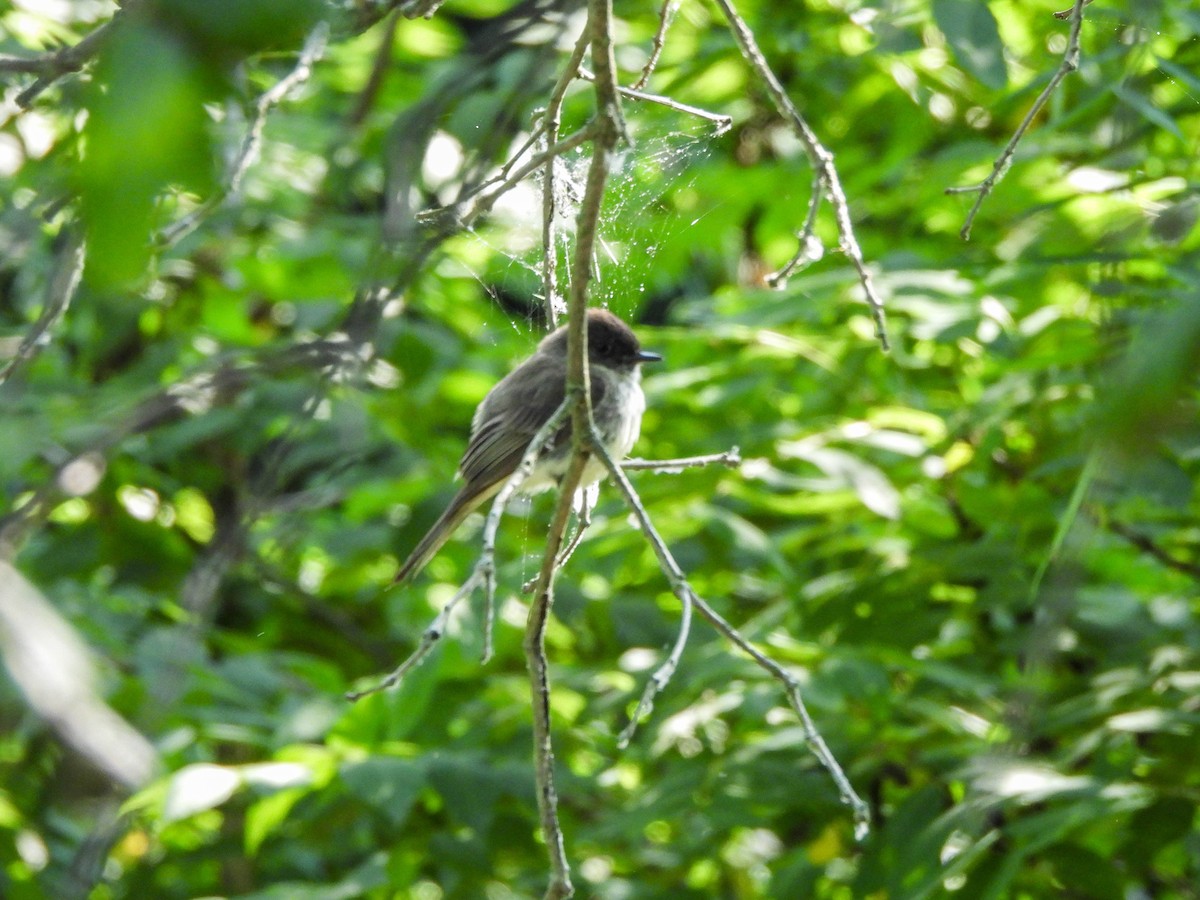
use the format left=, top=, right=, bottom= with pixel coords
left=617, top=572, right=693, bottom=747
left=713, top=0, right=889, bottom=352
left=0, top=231, right=85, bottom=388
left=160, top=22, right=330, bottom=246
left=946, top=0, right=1088, bottom=240
left=540, top=27, right=593, bottom=327
left=345, top=572, right=481, bottom=701
left=621, top=446, right=742, bottom=472
left=345, top=401, right=571, bottom=701
left=0, top=1, right=141, bottom=108
left=420, top=123, right=599, bottom=234
left=524, top=445, right=586, bottom=900
left=765, top=174, right=825, bottom=288
left=632, top=0, right=682, bottom=90
left=554, top=483, right=598, bottom=573
left=578, top=67, right=733, bottom=133
left=591, top=434, right=872, bottom=839
left=399, top=0, right=448, bottom=19
left=1054, top=0, right=1094, bottom=20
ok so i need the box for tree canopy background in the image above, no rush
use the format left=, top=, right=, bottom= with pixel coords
left=1, top=0, right=1199, bottom=897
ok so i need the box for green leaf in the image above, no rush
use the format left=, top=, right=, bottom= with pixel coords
left=78, top=18, right=215, bottom=288
left=341, top=757, right=426, bottom=827
left=933, top=0, right=1007, bottom=90
left=1111, top=84, right=1186, bottom=141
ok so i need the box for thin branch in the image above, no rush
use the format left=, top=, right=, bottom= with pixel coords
left=345, top=571, right=482, bottom=701
left=712, top=0, right=889, bottom=351
left=590, top=432, right=872, bottom=839
left=540, top=27, right=593, bottom=327
left=419, top=123, right=599, bottom=235
left=0, top=230, right=85, bottom=388
left=0, top=2, right=140, bottom=108
left=159, top=22, right=330, bottom=246
left=1053, top=0, right=1094, bottom=20
left=946, top=0, right=1088, bottom=240
left=523, top=484, right=599, bottom=593
left=552, top=484, right=596, bottom=573
left=765, top=174, right=825, bottom=288
left=1105, top=518, right=1200, bottom=580
left=348, top=10, right=400, bottom=127
left=617, top=572, right=692, bottom=747
left=632, top=0, right=682, bottom=90
left=477, top=401, right=572, bottom=661
left=346, top=401, right=572, bottom=701
left=524, top=450, right=586, bottom=900
left=621, top=446, right=742, bottom=472
left=520, top=2, right=627, bottom=895
left=578, top=67, right=732, bottom=133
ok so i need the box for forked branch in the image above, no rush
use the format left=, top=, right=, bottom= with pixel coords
left=590, top=433, right=872, bottom=838
left=946, top=0, right=1088, bottom=239
left=713, top=0, right=889, bottom=351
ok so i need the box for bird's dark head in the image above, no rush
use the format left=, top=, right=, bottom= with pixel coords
left=538, top=308, right=661, bottom=370
left=585, top=308, right=662, bottom=370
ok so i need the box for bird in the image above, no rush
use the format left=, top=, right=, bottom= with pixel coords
left=393, top=308, right=661, bottom=584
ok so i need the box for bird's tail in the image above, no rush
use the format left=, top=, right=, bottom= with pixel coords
left=391, top=481, right=499, bottom=585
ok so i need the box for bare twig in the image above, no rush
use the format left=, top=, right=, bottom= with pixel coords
left=1053, top=0, right=1094, bottom=20
left=159, top=22, right=330, bottom=246
left=478, top=401, right=572, bottom=660
left=946, top=0, right=1088, bottom=240
left=346, top=400, right=572, bottom=701
left=622, top=446, right=742, bottom=472
left=578, top=67, right=733, bottom=133
left=420, top=123, right=599, bottom=234
left=617, top=571, right=692, bottom=747
left=632, top=0, right=682, bottom=90
left=540, top=27, right=593, bottom=327
left=765, top=174, right=824, bottom=288
left=345, top=572, right=481, bottom=701
left=348, top=11, right=400, bottom=127
left=0, top=231, right=85, bottom=388
left=399, top=0, right=449, bottom=19
left=1, top=2, right=140, bottom=108
left=712, top=0, right=889, bottom=351
left=590, top=434, right=872, bottom=839
left=524, top=451, right=585, bottom=900
left=519, top=3, right=627, bottom=895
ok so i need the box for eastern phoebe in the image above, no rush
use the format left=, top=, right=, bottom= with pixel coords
left=393, top=308, right=661, bottom=584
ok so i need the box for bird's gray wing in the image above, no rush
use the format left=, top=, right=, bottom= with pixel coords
left=459, top=353, right=611, bottom=486
left=459, top=354, right=567, bottom=485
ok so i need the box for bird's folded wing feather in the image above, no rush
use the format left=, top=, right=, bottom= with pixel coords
left=458, top=354, right=609, bottom=485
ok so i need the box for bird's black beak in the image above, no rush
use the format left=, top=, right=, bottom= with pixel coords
left=637, top=350, right=663, bottom=363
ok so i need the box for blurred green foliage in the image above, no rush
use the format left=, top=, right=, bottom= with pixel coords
left=1, top=0, right=1199, bottom=898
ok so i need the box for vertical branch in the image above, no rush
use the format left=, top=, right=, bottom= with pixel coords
left=523, top=1, right=626, bottom=896
left=522, top=451, right=586, bottom=900
left=540, top=29, right=591, bottom=327
left=632, top=0, right=681, bottom=90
